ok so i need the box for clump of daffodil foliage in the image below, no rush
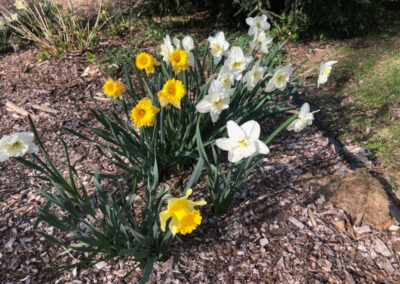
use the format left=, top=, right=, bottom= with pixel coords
left=4, top=14, right=338, bottom=282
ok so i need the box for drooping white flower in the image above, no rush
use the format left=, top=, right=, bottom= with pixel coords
left=246, top=14, right=270, bottom=36
left=250, top=32, right=273, bottom=54
left=14, top=0, right=26, bottom=10
left=160, top=35, right=174, bottom=65
left=216, top=120, right=269, bottom=163
left=287, top=103, right=319, bottom=132
left=196, top=80, right=233, bottom=122
left=265, top=64, right=293, bottom=92
left=208, top=31, right=230, bottom=65
left=318, top=61, right=337, bottom=87
left=242, top=60, right=267, bottom=91
left=217, top=66, right=235, bottom=90
left=0, top=132, right=38, bottom=162
left=224, top=46, right=252, bottom=80
left=173, top=35, right=195, bottom=66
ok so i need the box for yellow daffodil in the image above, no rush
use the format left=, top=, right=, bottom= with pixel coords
left=103, top=80, right=125, bottom=100
left=170, top=49, right=189, bottom=74
left=130, top=98, right=160, bottom=129
left=157, top=78, right=186, bottom=109
left=135, top=52, right=160, bottom=75
left=159, top=189, right=206, bottom=236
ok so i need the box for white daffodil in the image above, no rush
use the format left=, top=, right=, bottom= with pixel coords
left=208, top=31, right=230, bottom=65
left=217, top=66, right=235, bottom=90
left=242, top=60, right=267, bottom=91
left=216, top=120, right=269, bottom=163
left=15, top=0, right=26, bottom=10
left=173, top=35, right=195, bottom=66
left=160, top=35, right=174, bottom=65
left=196, top=80, right=233, bottom=122
left=224, top=46, right=251, bottom=80
left=250, top=32, right=273, bottom=54
left=318, top=61, right=337, bottom=87
left=10, top=13, right=18, bottom=21
left=246, top=14, right=270, bottom=36
left=287, top=103, right=319, bottom=132
left=0, top=132, right=38, bottom=162
left=265, top=64, right=293, bottom=92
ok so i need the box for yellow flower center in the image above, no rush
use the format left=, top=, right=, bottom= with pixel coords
left=166, top=83, right=176, bottom=96
left=215, top=44, right=221, bottom=52
left=276, top=74, right=286, bottom=85
left=213, top=98, right=224, bottom=107
left=10, top=141, right=21, bottom=150
left=238, top=139, right=248, bottom=147
left=232, top=61, right=242, bottom=69
left=323, top=67, right=330, bottom=76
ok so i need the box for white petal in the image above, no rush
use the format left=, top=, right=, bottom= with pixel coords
left=196, top=98, right=211, bottom=113
left=287, top=119, right=298, bottom=131
left=255, top=140, right=269, bottom=155
left=209, top=80, right=223, bottom=94
left=182, top=36, right=194, bottom=51
left=227, top=120, right=244, bottom=140
left=265, top=79, right=275, bottom=92
left=28, top=143, right=38, bottom=154
left=0, top=151, right=9, bottom=162
left=173, top=37, right=180, bottom=49
left=241, top=120, right=260, bottom=140
left=325, top=60, right=338, bottom=67
left=216, top=138, right=233, bottom=151
left=228, top=149, right=244, bottom=163
left=210, top=110, right=220, bottom=122
left=213, top=56, right=221, bottom=65
left=215, top=31, right=225, bottom=41
left=246, top=17, right=254, bottom=26
left=298, top=103, right=310, bottom=118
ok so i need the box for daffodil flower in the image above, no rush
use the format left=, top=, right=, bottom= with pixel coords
left=208, top=31, right=230, bottom=65
left=216, top=120, right=269, bottom=163
left=173, top=35, right=195, bottom=66
left=287, top=103, right=319, bottom=132
left=265, top=64, right=293, bottom=92
left=246, top=14, right=270, bottom=36
left=196, top=80, right=234, bottom=122
left=159, top=189, right=206, bottom=236
left=224, top=46, right=252, bottom=80
left=318, top=61, right=337, bottom=87
left=0, top=132, right=38, bottom=162
left=0, top=18, right=4, bottom=30
left=160, top=35, right=174, bottom=65
left=217, top=66, right=234, bottom=90
left=14, top=0, right=26, bottom=10
left=250, top=32, right=273, bottom=54
left=242, top=60, right=267, bottom=91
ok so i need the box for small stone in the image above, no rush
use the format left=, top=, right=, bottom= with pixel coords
left=95, top=261, right=107, bottom=270
left=373, top=239, right=392, bottom=257
left=259, top=238, right=269, bottom=247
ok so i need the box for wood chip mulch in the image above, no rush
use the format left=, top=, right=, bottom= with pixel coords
left=1, top=47, right=399, bottom=283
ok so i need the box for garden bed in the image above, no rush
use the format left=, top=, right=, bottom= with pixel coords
left=1, top=46, right=399, bottom=283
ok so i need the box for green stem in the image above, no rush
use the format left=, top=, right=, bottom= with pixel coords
left=264, top=114, right=297, bottom=145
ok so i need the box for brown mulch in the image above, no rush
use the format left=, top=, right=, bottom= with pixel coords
left=0, top=45, right=399, bottom=284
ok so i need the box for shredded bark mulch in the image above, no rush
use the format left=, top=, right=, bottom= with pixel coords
left=1, top=47, right=399, bottom=283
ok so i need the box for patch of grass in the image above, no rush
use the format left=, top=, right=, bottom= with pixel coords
left=310, top=23, right=400, bottom=188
